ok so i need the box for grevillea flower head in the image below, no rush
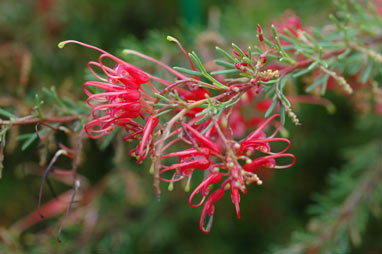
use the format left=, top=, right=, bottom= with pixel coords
left=58, top=40, right=152, bottom=139
left=159, top=114, right=296, bottom=234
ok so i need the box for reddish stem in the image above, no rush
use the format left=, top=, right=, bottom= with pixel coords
left=0, top=115, right=79, bottom=126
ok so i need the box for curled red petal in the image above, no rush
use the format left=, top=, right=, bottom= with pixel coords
left=199, top=188, right=225, bottom=234
left=243, top=153, right=296, bottom=172
left=189, top=172, right=222, bottom=207
left=242, top=114, right=281, bottom=143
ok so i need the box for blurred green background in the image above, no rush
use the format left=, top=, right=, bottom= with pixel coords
left=1, top=0, right=381, bottom=253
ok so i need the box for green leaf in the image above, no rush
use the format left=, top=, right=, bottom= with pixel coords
left=252, top=52, right=279, bottom=60
left=320, top=74, right=330, bottom=95
left=231, top=43, right=247, bottom=58
left=222, top=97, right=241, bottom=108
left=280, top=75, right=290, bottom=90
left=280, top=94, right=291, bottom=108
left=215, top=47, right=237, bottom=63
left=173, top=67, right=202, bottom=76
left=0, top=108, right=17, bottom=119
left=34, top=94, right=44, bottom=118
left=154, top=104, right=169, bottom=108
left=154, top=109, right=173, bottom=118
left=302, top=31, right=321, bottom=50
left=210, top=69, right=238, bottom=75
left=196, top=107, right=211, bottom=117
left=200, top=109, right=224, bottom=135
left=306, top=76, right=325, bottom=93
left=189, top=52, right=227, bottom=90
left=21, top=134, right=38, bottom=151
left=280, top=103, right=286, bottom=125
left=247, top=46, right=252, bottom=60
left=329, top=14, right=343, bottom=30
left=259, top=79, right=280, bottom=85
left=278, top=34, right=295, bottom=44
left=264, top=85, right=276, bottom=98
left=292, top=61, right=320, bottom=78
left=195, top=115, right=210, bottom=125
left=215, top=59, right=235, bottom=68
left=338, top=49, right=351, bottom=60
left=271, top=24, right=278, bottom=38
left=263, top=38, right=276, bottom=48
left=154, top=93, right=170, bottom=102
left=360, top=61, right=373, bottom=83
left=265, top=98, right=278, bottom=118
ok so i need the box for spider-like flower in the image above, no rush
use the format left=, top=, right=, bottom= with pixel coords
left=159, top=114, right=295, bottom=233
left=58, top=40, right=156, bottom=140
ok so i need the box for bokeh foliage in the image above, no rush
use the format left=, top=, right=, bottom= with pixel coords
left=1, top=0, right=381, bottom=253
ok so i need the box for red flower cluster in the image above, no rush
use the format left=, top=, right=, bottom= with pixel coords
left=159, top=114, right=295, bottom=233
left=60, top=39, right=296, bottom=234
left=59, top=41, right=162, bottom=162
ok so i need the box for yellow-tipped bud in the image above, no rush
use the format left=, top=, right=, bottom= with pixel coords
left=57, top=41, right=66, bottom=49
left=221, top=118, right=228, bottom=128
left=167, top=35, right=176, bottom=42
left=326, top=103, right=336, bottom=114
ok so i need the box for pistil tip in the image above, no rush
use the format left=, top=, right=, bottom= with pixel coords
left=326, top=104, right=336, bottom=114
left=167, top=35, right=176, bottom=42
left=58, top=41, right=66, bottom=49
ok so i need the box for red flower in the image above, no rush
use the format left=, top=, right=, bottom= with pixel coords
left=161, top=114, right=295, bottom=233
left=59, top=40, right=151, bottom=139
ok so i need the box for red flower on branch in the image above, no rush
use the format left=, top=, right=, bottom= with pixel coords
left=159, top=114, right=295, bottom=233
left=58, top=40, right=155, bottom=139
